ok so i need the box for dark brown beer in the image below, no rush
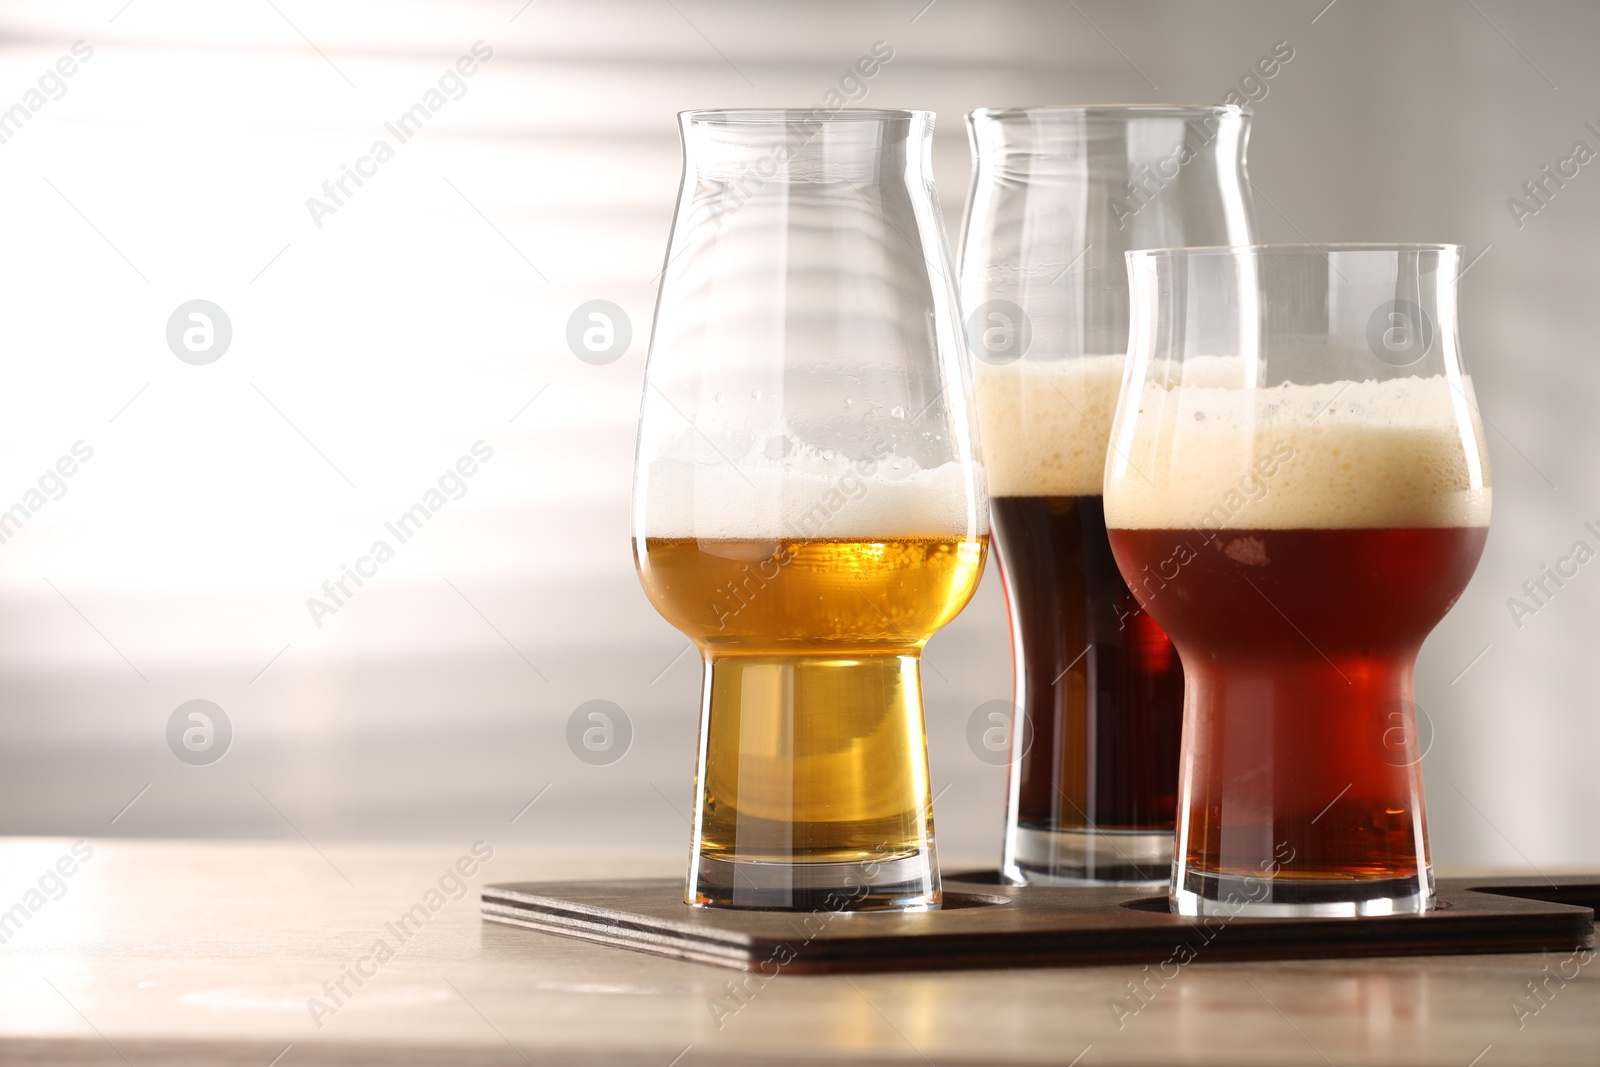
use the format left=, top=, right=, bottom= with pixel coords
left=1106, top=525, right=1488, bottom=897
left=993, top=495, right=1183, bottom=881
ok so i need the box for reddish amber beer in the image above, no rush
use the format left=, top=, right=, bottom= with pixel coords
left=1108, top=525, right=1488, bottom=892
left=1107, top=244, right=1492, bottom=916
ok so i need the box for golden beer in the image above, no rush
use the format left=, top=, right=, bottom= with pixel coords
left=638, top=536, right=987, bottom=906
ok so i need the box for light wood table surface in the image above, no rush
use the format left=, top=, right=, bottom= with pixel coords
left=0, top=838, right=1594, bottom=1065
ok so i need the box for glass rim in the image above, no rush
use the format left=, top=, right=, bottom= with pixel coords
left=968, top=103, right=1251, bottom=122
left=680, top=107, right=931, bottom=124
left=1126, top=242, right=1461, bottom=260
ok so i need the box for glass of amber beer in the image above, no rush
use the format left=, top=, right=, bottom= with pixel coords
left=1106, top=244, right=1490, bottom=916
left=960, top=105, right=1255, bottom=884
left=633, top=110, right=987, bottom=910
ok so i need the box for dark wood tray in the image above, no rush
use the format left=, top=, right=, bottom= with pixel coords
left=480, top=873, right=1598, bottom=974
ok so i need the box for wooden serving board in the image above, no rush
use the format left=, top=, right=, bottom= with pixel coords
left=480, top=873, right=1598, bottom=974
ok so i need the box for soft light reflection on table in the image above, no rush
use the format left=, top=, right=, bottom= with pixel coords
left=1, top=839, right=1594, bottom=1064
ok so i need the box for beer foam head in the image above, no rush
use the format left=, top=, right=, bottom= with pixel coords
left=1105, top=371, right=1493, bottom=530
left=974, top=354, right=1125, bottom=497
left=641, top=441, right=986, bottom=540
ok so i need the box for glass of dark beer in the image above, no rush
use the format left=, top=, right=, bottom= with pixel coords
left=959, top=105, right=1255, bottom=884
left=633, top=110, right=988, bottom=910
left=1106, top=244, right=1491, bottom=916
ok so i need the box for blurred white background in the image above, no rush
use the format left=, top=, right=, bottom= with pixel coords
left=0, top=0, right=1594, bottom=874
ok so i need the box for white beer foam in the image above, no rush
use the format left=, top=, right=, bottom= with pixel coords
left=1106, top=371, right=1493, bottom=530
left=974, top=355, right=1126, bottom=498
left=642, top=450, right=985, bottom=540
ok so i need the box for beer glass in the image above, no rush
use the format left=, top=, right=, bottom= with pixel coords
left=1106, top=244, right=1490, bottom=916
left=959, top=105, right=1255, bottom=884
left=633, top=109, right=987, bottom=911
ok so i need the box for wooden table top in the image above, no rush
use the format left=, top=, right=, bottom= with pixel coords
left=0, top=838, right=1595, bottom=1066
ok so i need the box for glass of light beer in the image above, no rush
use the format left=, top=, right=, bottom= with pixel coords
left=959, top=105, right=1255, bottom=884
left=1106, top=244, right=1491, bottom=916
left=633, top=109, right=987, bottom=911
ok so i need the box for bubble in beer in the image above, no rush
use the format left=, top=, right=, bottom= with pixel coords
left=1106, top=371, right=1492, bottom=531
left=973, top=354, right=1125, bottom=497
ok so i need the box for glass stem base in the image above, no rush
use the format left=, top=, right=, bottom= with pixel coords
left=1003, top=825, right=1171, bottom=886
left=1171, top=866, right=1435, bottom=917
left=687, top=652, right=940, bottom=911
left=689, top=850, right=938, bottom=911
